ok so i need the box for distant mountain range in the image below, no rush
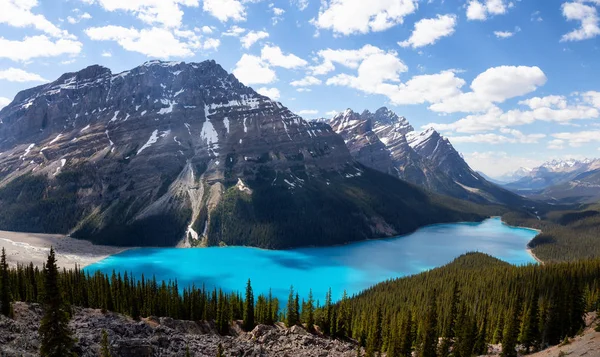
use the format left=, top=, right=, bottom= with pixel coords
left=0, top=60, right=492, bottom=249
left=326, top=108, right=531, bottom=207
left=501, top=159, right=600, bottom=203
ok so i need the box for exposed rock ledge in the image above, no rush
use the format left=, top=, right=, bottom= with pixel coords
left=0, top=302, right=359, bottom=357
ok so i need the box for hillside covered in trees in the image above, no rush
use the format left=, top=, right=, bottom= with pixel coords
left=503, top=202, right=600, bottom=262
left=1, top=249, right=599, bottom=356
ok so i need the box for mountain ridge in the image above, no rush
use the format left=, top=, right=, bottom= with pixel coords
left=327, top=107, right=535, bottom=208
left=0, top=60, right=491, bottom=248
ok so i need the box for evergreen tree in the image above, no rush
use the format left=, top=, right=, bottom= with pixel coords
left=306, top=289, right=315, bottom=332
left=286, top=285, right=296, bottom=327
left=501, top=300, right=521, bottom=357
left=39, top=247, right=76, bottom=357
left=454, top=305, right=476, bottom=357
left=323, top=287, right=332, bottom=335
left=438, top=282, right=459, bottom=357
left=520, top=290, right=540, bottom=353
left=473, top=313, right=488, bottom=356
left=186, top=345, right=191, bottom=357
left=399, top=310, right=414, bottom=357
left=0, top=247, right=11, bottom=317
left=418, top=294, right=438, bottom=357
left=243, top=279, right=255, bottom=331
left=294, top=293, right=301, bottom=325
left=100, top=329, right=112, bottom=357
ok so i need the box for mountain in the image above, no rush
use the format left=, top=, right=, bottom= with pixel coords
left=504, top=159, right=600, bottom=193
left=493, top=167, right=532, bottom=184
left=329, top=108, right=533, bottom=207
left=0, top=61, right=486, bottom=248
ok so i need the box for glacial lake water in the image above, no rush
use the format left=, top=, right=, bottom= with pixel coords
left=85, top=217, right=538, bottom=303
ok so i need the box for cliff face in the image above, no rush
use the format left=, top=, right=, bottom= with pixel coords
left=0, top=61, right=482, bottom=248
left=329, top=107, right=536, bottom=207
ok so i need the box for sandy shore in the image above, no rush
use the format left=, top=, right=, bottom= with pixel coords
left=0, top=230, right=128, bottom=270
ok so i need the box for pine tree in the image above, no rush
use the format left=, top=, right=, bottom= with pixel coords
left=306, top=289, right=315, bottom=332
left=438, top=282, right=459, bottom=357
left=186, top=345, right=191, bottom=357
left=520, top=291, right=540, bottom=353
left=0, top=247, right=11, bottom=317
left=501, top=300, right=521, bottom=357
left=473, top=314, right=488, bottom=356
left=323, top=287, right=332, bottom=335
left=39, top=247, right=76, bottom=357
left=418, top=294, right=438, bottom=357
left=100, top=329, right=112, bottom=357
left=399, top=310, right=414, bottom=357
left=294, top=292, right=301, bottom=325
left=243, top=279, right=255, bottom=331
left=286, top=285, right=296, bottom=327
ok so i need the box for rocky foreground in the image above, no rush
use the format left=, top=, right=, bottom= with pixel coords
left=0, top=302, right=358, bottom=357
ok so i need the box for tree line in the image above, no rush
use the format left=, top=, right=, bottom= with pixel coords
left=1, top=249, right=599, bottom=357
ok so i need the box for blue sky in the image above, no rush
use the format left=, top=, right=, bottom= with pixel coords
left=0, top=0, right=599, bottom=177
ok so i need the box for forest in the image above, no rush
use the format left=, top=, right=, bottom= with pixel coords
left=1, top=249, right=599, bottom=357
left=503, top=202, right=600, bottom=262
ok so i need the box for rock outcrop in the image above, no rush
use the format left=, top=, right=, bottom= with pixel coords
left=0, top=302, right=359, bottom=357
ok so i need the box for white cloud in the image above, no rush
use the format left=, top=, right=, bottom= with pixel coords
left=313, top=0, right=419, bottom=35
left=552, top=130, right=600, bottom=147
left=399, top=14, right=457, bottom=48
left=471, top=66, right=546, bottom=102
left=86, top=26, right=203, bottom=58
left=463, top=151, right=543, bottom=178
left=466, top=0, right=509, bottom=21
left=0, top=97, right=10, bottom=110
left=326, top=110, right=339, bottom=116
left=312, top=44, right=386, bottom=75
left=0, top=0, right=74, bottom=39
left=201, top=25, right=214, bottom=34
left=67, top=11, right=92, bottom=24
left=0, top=68, right=47, bottom=82
left=494, top=27, right=520, bottom=38
left=582, top=91, right=600, bottom=108
left=561, top=1, right=600, bottom=42
left=272, top=7, right=285, bottom=15
left=241, top=30, right=269, bottom=49
left=519, top=95, right=567, bottom=110
left=203, top=0, right=246, bottom=22
left=296, top=109, right=318, bottom=116
left=296, top=88, right=311, bottom=92
left=290, top=76, right=322, bottom=87
left=430, top=66, right=547, bottom=114
left=202, top=38, right=220, bottom=50
left=257, top=87, right=281, bottom=100
left=261, top=45, right=307, bottom=69
left=547, top=139, right=565, bottom=150
left=101, top=51, right=112, bottom=57
left=233, top=54, right=277, bottom=85
left=222, top=25, right=246, bottom=36
left=449, top=129, right=545, bottom=145
left=87, top=0, right=200, bottom=28
left=427, top=93, right=600, bottom=133
left=322, top=46, right=466, bottom=106
left=291, top=0, right=308, bottom=11
left=0, top=35, right=82, bottom=61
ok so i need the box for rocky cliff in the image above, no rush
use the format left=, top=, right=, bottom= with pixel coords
left=329, top=108, right=537, bottom=207
left=0, top=61, right=484, bottom=248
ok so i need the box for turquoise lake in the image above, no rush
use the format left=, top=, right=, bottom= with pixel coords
left=85, top=217, right=538, bottom=303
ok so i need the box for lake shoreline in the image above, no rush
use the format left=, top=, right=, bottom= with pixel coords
left=0, top=230, right=130, bottom=270
left=496, top=216, right=545, bottom=265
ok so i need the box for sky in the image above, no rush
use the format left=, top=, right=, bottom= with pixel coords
left=0, top=0, right=599, bottom=178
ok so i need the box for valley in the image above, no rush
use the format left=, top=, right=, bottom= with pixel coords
left=0, top=60, right=598, bottom=357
